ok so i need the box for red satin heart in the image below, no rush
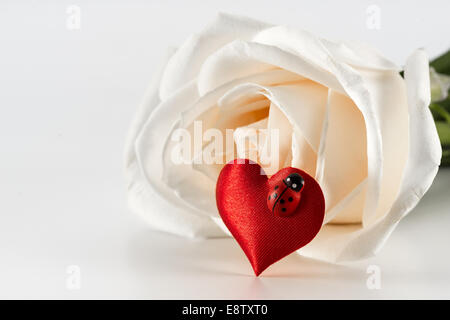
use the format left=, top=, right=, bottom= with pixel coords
left=216, top=159, right=325, bottom=276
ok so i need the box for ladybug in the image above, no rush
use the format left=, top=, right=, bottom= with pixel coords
left=267, top=172, right=305, bottom=217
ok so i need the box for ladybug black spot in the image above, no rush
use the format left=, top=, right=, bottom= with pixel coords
left=280, top=199, right=285, bottom=204
left=288, top=197, right=293, bottom=202
left=273, top=193, right=278, bottom=198
left=268, top=195, right=271, bottom=200
left=282, top=208, right=287, bottom=212
left=274, top=185, right=279, bottom=190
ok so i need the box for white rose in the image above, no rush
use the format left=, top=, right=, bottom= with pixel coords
left=124, top=14, right=441, bottom=262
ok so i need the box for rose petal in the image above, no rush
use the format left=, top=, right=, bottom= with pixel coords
left=162, top=80, right=328, bottom=216
left=160, top=71, right=305, bottom=217
left=336, top=49, right=441, bottom=261
left=291, top=129, right=317, bottom=177
left=359, top=69, right=409, bottom=224
left=197, top=40, right=345, bottom=97
left=313, top=88, right=330, bottom=185
left=217, top=98, right=270, bottom=130
left=323, top=179, right=368, bottom=224
left=253, top=26, right=399, bottom=72
left=126, top=53, right=224, bottom=238
left=312, top=88, right=369, bottom=224
left=300, top=49, right=441, bottom=262
left=317, top=52, right=409, bottom=225
left=217, top=82, right=329, bottom=152
left=319, top=90, right=368, bottom=222
left=259, top=102, right=292, bottom=174
left=159, top=13, right=271, bottom=100
left=182, top=69, right=304, bottom=126
left=333, top=41, right=400, bottom=71
left=124, top=48, right=176, bottom=166
left=318, top=47, right=383, bottom=227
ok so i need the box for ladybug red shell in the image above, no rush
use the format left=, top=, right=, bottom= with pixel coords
left=267, top=172, right=305, bottom=217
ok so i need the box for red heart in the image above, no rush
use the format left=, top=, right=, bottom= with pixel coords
left=216, top=159, right=325, bottom=276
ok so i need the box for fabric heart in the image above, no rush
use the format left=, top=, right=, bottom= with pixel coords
left=216, top=159, right=325, bottom=276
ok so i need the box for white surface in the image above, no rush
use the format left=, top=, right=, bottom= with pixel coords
left=0, top=0, right=450, bottom=299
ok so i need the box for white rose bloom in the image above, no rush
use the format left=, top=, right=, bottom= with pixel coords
left=124, top=14, right=441, bottom=262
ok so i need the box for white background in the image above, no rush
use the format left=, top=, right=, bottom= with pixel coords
left=1, top=0, right=450, bottom=299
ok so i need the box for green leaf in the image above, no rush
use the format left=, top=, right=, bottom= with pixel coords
left=436, top=121, right=450, bottom=146
left=430, top=68, right=450, bottom=102
left=441, top=149, right=450, bottom=166
left=430, top=50, right=450, bottom=76
left=430, top=103, right=450, bottom=123
left=436, top=96, right=450, bottom=113
left=427, top=50, right=450, bottom=166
